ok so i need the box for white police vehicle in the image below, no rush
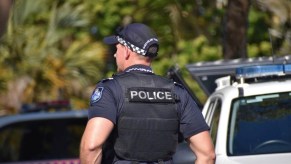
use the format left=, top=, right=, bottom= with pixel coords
left=185, top=55, right=291, bottom=164
left=0, top=102, right=195, bottom=163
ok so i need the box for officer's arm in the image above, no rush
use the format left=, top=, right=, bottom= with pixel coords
left=187, top=131, right=216, bottom=164
left=80, top=117, right=114, bottom=164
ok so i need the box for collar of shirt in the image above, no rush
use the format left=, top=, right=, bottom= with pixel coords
left=124, top=65, right=154, bottom=73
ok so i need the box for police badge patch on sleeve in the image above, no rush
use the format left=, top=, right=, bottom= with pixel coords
left=91, top=87, right=104, bottom=103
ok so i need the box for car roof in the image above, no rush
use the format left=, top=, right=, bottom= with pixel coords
left=186, top=55, right=291, bottom=96
left=213, top=78, right=291, bottom=97
left=0, top=109, right=88, bottom=128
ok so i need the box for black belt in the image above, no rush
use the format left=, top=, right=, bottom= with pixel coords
left=113, top=161, right=173, bottom=164
left=113, top=159, right=173, bottom=164
left=113, top=155, right=173, bottom=164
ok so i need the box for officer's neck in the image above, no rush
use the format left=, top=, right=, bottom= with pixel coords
left=123, top=61, right=151, bottom=71
left=124, top=64, right=153, bottom=74
left=120, top=52, right=152, bottom=72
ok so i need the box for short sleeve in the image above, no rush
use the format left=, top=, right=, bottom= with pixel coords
left=175, top=85, right=210, bottom=139
left=88, top=79, right=119, bottom=124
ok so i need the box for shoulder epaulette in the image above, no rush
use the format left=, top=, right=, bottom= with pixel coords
left=100, top=77, right=114, bottom=83
left=174, top=82, right=185, bottom=88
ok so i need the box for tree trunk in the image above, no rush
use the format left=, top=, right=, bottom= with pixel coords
left=223, top=0, right=250, bottom=59
left=0, top=0, right=13, bottom=38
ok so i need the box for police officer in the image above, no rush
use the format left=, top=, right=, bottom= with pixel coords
left=80, top=23, right=215, bottom=164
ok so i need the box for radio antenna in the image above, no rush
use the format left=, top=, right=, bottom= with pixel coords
left=268, top=28, right=275, bottom=63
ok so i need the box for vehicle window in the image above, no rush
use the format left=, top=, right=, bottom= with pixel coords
left=205, top=100, right=215, bottom=122
left=210, top=99, right=222, bottom=146
left=204, top=98, right=222, bottom=146
left=0, top=117, right=87, bottom=162
left=228, top=91, right=291, bottom=156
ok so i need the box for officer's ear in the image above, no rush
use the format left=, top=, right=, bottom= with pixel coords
left=124, top=46, right=131, bottom=60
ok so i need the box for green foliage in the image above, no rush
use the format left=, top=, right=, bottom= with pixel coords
left=0, top=0, right=285, bottom=114
left=174, top=35, right=222, bottom=65
left=246, top=6, right=273, bottom=57
left=0, top=0, right=107, bottom=113
left=179, top=66, right=208, bottom=103
left=248, top=41, right=272, bottom=58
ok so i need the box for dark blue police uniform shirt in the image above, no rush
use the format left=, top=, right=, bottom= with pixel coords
left=89, top=65, right=209, bottom=139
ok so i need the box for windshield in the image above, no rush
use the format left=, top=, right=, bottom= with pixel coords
left=228, top=91, right=291, bottom=156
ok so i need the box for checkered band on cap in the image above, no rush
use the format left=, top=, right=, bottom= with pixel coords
left=116, top=36, right=147, bottom=56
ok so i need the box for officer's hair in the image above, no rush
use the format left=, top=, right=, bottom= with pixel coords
left=136, top=53, right=151, bottom=60
left=132, top=53, right=152, bottom=64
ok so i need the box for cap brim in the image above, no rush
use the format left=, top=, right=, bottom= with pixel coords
left=103, top=35, right=118, bottom=45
